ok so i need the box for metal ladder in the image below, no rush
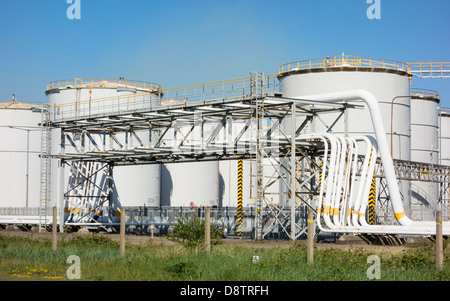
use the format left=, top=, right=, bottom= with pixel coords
left=39, top=106, right=52, bottom=232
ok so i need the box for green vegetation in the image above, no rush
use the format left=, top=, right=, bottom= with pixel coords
left=0, top=233, right=449, bottom=281
left=166, top=214, right=224, bottom=250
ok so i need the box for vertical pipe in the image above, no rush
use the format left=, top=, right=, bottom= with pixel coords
left=344, top=108, right=348, bottom=137
left=108, top=164, right=113, bottom=224
left=58, top=131, right=66, bottom=233
left=307, top=208, right=314, bottom=264
left=436, top=210, right=444, bottom=270
left=217, top=160, right=219, bottom=207
left=26, top=130, right=30, bottom=215
left=52, top=206, right=57, bottom=251
left=254, top=73, right=264, bottom=241
left=291, top=103, right=296, bottom=240
left=205, top=206, right=211, bottom=253
left=120, top=207, right=126, bottom=257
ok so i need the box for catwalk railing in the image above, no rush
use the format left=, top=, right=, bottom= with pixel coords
left=49, top=74, right=280, bottom=122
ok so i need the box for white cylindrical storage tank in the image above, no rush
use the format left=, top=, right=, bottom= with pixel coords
left=46, top=79, right=162, bottom=223
left=161, top=161, right=219, bottom=207
left=278, top=55, right=412, bottom=216
left=217, top=119, right=257, bottom=209
left=218, top=118, right=283, bottom=209
left=440, top=109, right=450, bottom=166
left=0, top=101, right=43, bottom=213
left=411, top=89, right=440, bottom=162
left=112, top=164, right=161, bottom=207
left=278, top=55, right=411, bottom=160
left=410, top=89, right=440, bottom=219
left=158, top=100, right=221, bottom=208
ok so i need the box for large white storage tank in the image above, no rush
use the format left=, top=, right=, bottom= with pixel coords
left=218, top=120, right=283, bottom=208
left=161, top=161, right=220, bottom=207
left=158, top=107, right=220, bottom=207
left=440, top=108, right=450, bottom=166
left=278, top=55, right=411, bottom=160
left=277, top=55, right=412, bottom=214
left=410, top=89, right=440, bottom=219
left=46, top=79, right=162, bottom=222
left=0, top=101, right=43, bottom=212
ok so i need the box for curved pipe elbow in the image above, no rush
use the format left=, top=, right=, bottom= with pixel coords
left=293, top=89, right=413, bottom=227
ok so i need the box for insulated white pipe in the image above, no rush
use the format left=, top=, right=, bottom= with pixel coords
left=294, top=131, right=450, bottom=235
left=323, top=133, right=341, bottom=230
left=351, top=137, right=373, bottom=226
left=333, top=136, right=347, bottom=225
left=346, top=137, right=358, bottom=227
left=340, top=137, right=355, bottom=226
left=329, top=136, right=341, bottom=226
left=299, top=133, right=338, bottom=230
left=293, top=90, right=413, bottom=226
left=295, top=133, right=450, bottom=235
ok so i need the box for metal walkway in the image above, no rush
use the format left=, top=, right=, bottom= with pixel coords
left=46, top=73, right=450, bottom=239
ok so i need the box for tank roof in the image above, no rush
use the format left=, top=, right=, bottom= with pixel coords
left=411, top=88, right=440, bottom=102
left=440, top=107, right=450, bottom=117
left=0, top=101, right=42, bottom=110
left=278, top=55, right=411, bottom=77
left=46, top=78, right=162, bottom=94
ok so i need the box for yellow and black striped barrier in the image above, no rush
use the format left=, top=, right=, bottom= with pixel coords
left=237, top=158, right=244, bottom=236
left=367, top=146, right=376, bottom=225
left=368, top=173, right=376, bottom=225
left=318, top=162, right=325, bottom=227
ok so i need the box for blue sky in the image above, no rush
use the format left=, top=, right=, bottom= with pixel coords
left=1, top=0, right=449, bottom=107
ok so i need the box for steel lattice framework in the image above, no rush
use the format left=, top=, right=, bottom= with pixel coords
left=45, top=73, right=450, bottom=239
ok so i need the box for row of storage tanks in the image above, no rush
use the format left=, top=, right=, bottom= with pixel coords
left=0, top=55, right=448, bottom=222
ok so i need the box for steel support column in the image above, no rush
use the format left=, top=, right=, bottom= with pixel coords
left=290, top=103, right=296, bottom=240
left=58, top=131, right=65, bottom=232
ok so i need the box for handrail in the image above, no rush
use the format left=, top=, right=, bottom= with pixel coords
left=46, top=78, right=162, bottom=92
left=0, top=101, right=43, bottom=110
left=279, top=55, right=409, bottom=75
left=407, top=61, right=450, bottom=70
left=440, top=107, right=450, bottom=116
left=48, top=74, right=280, bottom=122
left=410, top=88, right=440, bottom=100
left=406, top=61, right=450, bottom=78
left=161, top=76, right=252, bottom=93
left=48, top=77, right=255, bottom=113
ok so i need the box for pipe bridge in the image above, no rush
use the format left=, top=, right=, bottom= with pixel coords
left=45, top=73, right=450, bottom=239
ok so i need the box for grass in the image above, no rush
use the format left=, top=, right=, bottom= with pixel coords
left=0, top=234, right=449, bottom=281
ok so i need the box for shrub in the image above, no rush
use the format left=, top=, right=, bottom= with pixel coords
left=166, top=214, right=224, bottom=250
left=63, top=234, right=118, bottom=248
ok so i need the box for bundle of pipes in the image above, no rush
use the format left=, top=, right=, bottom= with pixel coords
left=301, top=133, right=377, bottom=229
left=294, top=90, right=450, bottom=235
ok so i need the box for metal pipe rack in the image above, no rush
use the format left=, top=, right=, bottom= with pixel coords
left=40, top=73, right=450, bottom=239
